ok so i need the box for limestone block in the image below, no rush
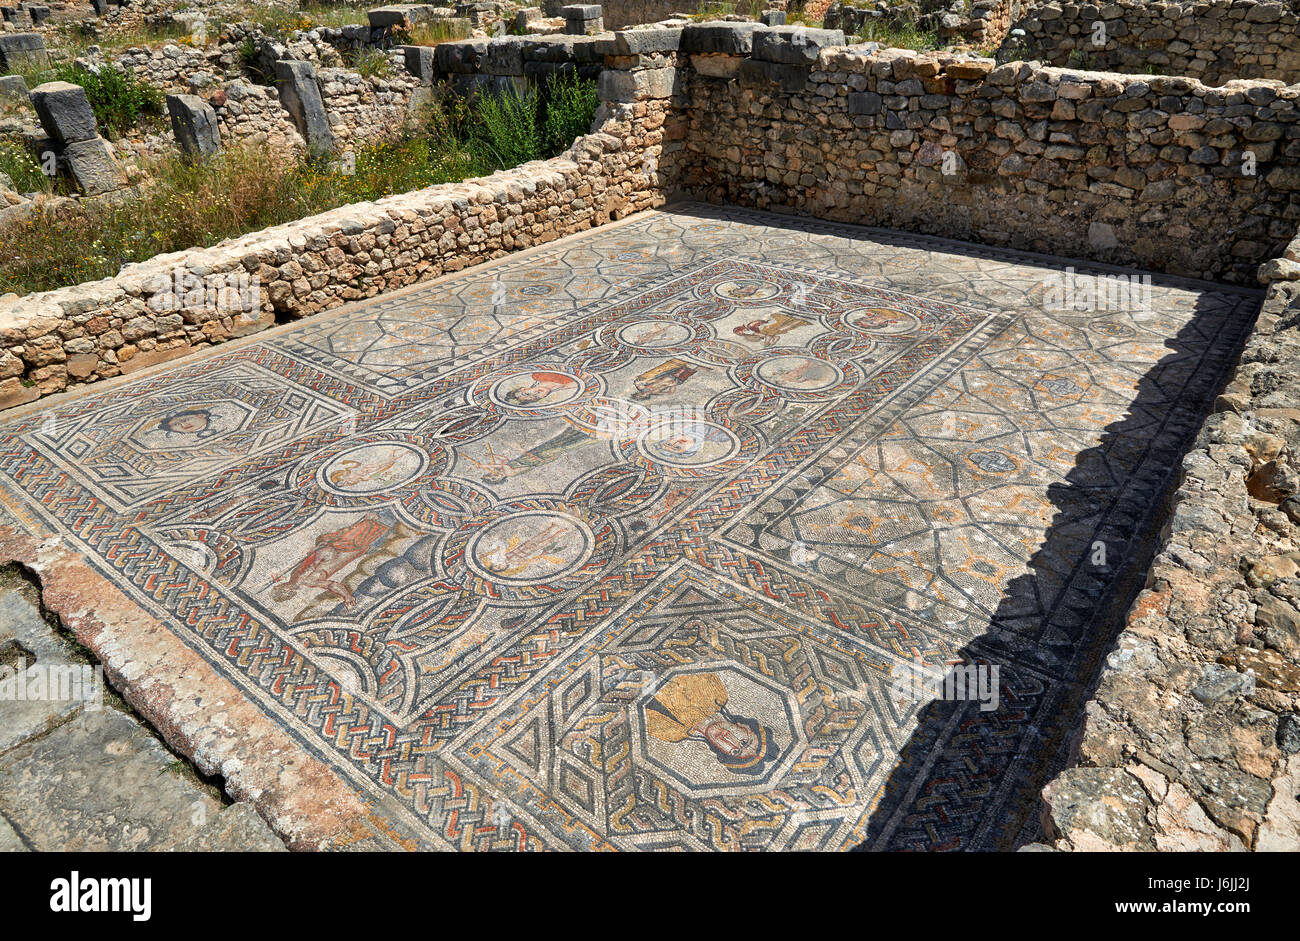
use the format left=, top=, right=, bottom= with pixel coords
left=0, top=32, right=47, bottom=74
left=367, top=4, right=442, bottom=30
left=484, top=37, right=526, bottom=75
left=62, top=137, right=126, bottom=196
left=595, top=27, right=681, bottom=56
left=398, top=44, right=436, bottom=84
left=166, top=94, right=221, bottom=158
left=273, top=60, right=335, bottom=158
left=0, top=74, right=28, bottom=109
left=434, top=38, right=489, bottom=74
left=752, top=26, right=845, bottom=66
left=30, top=81, right=98, bottom=146
left=737, top=58, right=809, bottom=93
left=598, top=66, right=678, bottom=102
left=680, top=22, right=760, bottom=55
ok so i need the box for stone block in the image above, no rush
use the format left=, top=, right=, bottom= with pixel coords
left=0, top=32, right=48, bottom=74
left=760, top=9, right=785, bottom=26
left=0, top=5, right=30, bottom=26
left=598, top=66, right=678, bottom=102
left=434, top=38, right=489, bottom=74
left=680, top=22, right=759, bottom=55
left=752, top=26, right=845, bottom=66
left=172, top=802, right=286, bottom=852
left=689, top=53, right=743, bottom=79
left=367, top=4, right=442, bottom=30
left=0, top=74, right=28, bottom=109
left=484, top=37, right=526, bottom=75
left=0, top=592, right=91, bottom=757
left=563, top=5, right=603, bottom=35
left=737, top=57, right=808, bottom=93
left=398, top=44, right=436, bottom=83
left=166, top=93, right=221, bottom=158
left=62, top=137, right=125, bottom=195
left=0, top=708, right=225, bottom=851
left=847, top=90, right=882, bottom=115
left=523, top=35, right=604, bottom=63
left=596, top=27, right=681, bottom=56
left=273, top=60, right=335, bottom=158
left=29, top=81, right=98, bottom=146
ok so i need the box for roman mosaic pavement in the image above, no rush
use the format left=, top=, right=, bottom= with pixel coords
left=0, top=205, right=1261, bottom=851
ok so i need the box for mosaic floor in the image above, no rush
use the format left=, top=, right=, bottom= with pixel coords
left=0, top=205, right=1261, bottom=851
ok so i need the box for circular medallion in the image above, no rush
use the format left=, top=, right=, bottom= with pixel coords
left=711, top=278, right=781, bottom=303
left=615, top=320, right=695, bottom=349
left=295, top=433, right=446, bottom=509
left=753, top=354, right=843, bottom=394
left=637, top=417, right=739, bottom=468
left=843, top=306, right=921, bottom=335
left=489, top=369, right=585, bottom=409
left=472, top=365, right=600, bottom=420
left=466, top=511, right=592, bottom=584
left=319, top=442, right=428, bottom=496
left=443, top=502, right=616, bottom=603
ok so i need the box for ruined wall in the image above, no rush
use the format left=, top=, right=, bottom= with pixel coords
left=956, top=0, right=1028, bottom=47
left=431, top=31, right=608, bottom=96
left=1009, top=0, right=1300, bottom=86
left=109, top=38, right=423, bottom=162
left=1036, top=233, right=1300, bottom=851
left=212, top=79, right=309, bottom=159
left=677, top=39, right=1300, bottom=283
left=0, top=44, right=677, bottom=408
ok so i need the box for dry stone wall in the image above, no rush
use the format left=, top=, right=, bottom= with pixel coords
left=676, top=40, right=1300, bottom=283
left=1009, top=0, right=1300, bottom=87
left=0, top=48, right=674, bottom=408
left=102, top=37, right=424, bottom=163
left=1037, top=234, right=1300, bottom=851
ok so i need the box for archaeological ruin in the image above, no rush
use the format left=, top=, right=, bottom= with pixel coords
left=0, top=0, right=1296, bottom=870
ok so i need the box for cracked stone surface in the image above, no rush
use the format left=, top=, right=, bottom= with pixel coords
left=0, top=577, right=287, bottom=851
left=0, top=205, right=1263, bottom=850
left=0, top=588, right=85, bottom=753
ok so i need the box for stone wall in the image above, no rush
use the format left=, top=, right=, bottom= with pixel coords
left=676, top=39, right=1300, bottom=283
left=105, top=37, right=424, bottom=163
left=1036, top=232, right=1300, bottom=851
left=0, top=46, right=675, bottom=408
left=431, top=31, right=609, bottom=96
left=212, top=79, right=310, bottom=160
left=1009, top=0, right=1300, bottom=87
left=954, top=0, right=1027, bottom=48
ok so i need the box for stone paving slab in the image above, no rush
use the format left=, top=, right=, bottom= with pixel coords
left=173, top=801, right=288, bottom=852
left=0, top=707, right=227, bottom=851
left=0, top=589, right=88, bottom=755
left=0, top=204, right=1262, bottom=851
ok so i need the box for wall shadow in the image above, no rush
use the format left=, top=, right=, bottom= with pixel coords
left=852, top=287, right=1260, bottom=851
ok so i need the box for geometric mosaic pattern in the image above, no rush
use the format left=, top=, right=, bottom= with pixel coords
left=0, top=205, right=1260, bottom=850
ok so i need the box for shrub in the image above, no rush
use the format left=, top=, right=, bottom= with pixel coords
left=49, top=63, right=164, bottom=138
left=542, top=71, right=599, bottom=157
left=470, top=84, right=542, bottom=168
